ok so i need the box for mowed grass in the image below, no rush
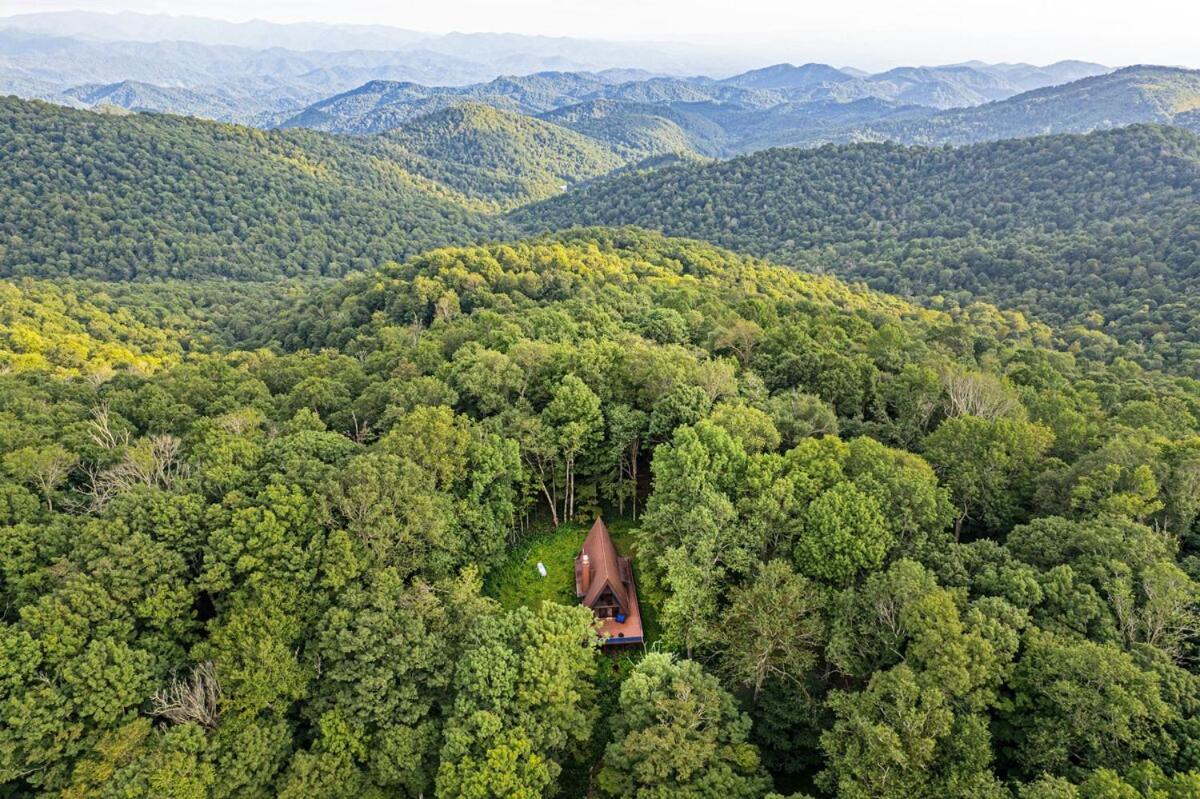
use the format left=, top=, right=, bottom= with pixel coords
left=485, top=518, right=663, bottom=646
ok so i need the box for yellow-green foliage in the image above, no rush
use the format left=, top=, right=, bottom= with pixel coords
left=514, top=124, right=1200, bottom=373
left=383, top=104, right=627, bottom=210
left=0, top=280, right=183, bottom=376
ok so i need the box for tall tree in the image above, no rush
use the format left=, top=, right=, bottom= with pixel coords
left=598, top=654, right=771, bottom=799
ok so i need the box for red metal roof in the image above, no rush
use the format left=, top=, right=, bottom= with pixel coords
left=575, top=517, right=643, bottom=645
left=577, top=517, right=629, bottom=609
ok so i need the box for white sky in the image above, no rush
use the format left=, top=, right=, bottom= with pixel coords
left=2, top=0, right=1199, bottom=70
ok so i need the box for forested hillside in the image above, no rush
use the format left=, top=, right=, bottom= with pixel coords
left=0, top=280, right=186, bottom=376
left=0, top=97, right=506, bottom=280
left=6, top=228, right=1200, bottom=797
left=857, top=65, right=1200, bottom=145
left=381, top=104, right=625, bottom=208
left=538, top=98, right=725, bottom=158
left=516, top=124, right=1200, bottom=371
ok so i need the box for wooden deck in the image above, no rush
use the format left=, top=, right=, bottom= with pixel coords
left=597, top=567, right=643, bottom=645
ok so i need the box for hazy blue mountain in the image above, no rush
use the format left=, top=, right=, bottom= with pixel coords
left=726, top=98, right=933, bottom=151
left=278, top=72, right=819, bottom=135
left=0, top=10, right=428, bottom=50
left=593, top=68, right=665, bottom=84
left=279, top=62, right=1164, bottom=155
left=607, top=77, right=780, bottom=106
left=61, top=80, right=245, bottom=119
left=0, top=28, right=508, bottom=86
left=864, top=65, right=1018, bottom=107
left=6, top=15, right=1162, bottom=161
left=957, top=59, right=1111, bottom=91
left=0, top=28, right=512, bottom=117
left=1176, top=108, right=1200, bottom=133
left=0, top=28, right=538, bottom=122
left=716, top=60, right=1110, bottom=108
left=720, top=62, right=854, bottom=90
left=858, top=65, right=1200, bottom=144
left=277, top=72, right=618, bottom=134
left=0, top=16, right=1121, bottom=144
left=0, top=67, right=69, bottom=103
left=0, top=29, right=257, bottom=86
left=0, top=10, right=730, bottom=76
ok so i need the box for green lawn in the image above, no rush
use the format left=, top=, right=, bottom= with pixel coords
left=486, top=522, right=588, bottom=611
left=485, top=518, right=662, bottom=646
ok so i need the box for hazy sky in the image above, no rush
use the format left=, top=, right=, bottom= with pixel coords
left=2, top=0, right=1198, bottom=69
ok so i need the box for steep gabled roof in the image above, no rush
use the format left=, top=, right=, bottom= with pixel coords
left=580, top=517, right=629, bottom=610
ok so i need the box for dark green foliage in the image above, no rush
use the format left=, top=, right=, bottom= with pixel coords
left=5, top=227, right=1200, bottom=798
left=0, top=97, right=505, bottom=280
left=598, top=653, right=772, bottom=798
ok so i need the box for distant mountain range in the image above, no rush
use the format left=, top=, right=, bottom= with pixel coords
left=0, top=27, right=567, bottom=125
left=0, top=10, right=1117, bottom=132
left=4, top=10, right=1200, bottom=192
left=0, top=10, right=737, bottom=104
left=279, top=62, right=1169, bottom=148
left=276, top=60, right=1115, bottom=137
left=271, top=64, right=1200, bottom=157
left=853, top=65, right=1200, bottom=145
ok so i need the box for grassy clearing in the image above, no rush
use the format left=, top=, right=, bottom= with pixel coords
left=485, top=518, right=663, bottom=646
left=486, top=522, right=588, bottom=611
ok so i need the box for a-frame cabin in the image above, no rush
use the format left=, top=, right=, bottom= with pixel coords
left=575, top=517, right=644, bottom=645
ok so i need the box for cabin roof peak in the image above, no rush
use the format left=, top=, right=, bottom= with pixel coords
left=578, top=517, right=628, bottom=609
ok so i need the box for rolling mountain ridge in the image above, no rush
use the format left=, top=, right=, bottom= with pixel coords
left=514, top=122, right=1200, bottom=369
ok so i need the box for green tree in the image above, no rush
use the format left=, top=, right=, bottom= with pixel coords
left=4, top=443, right=77, bottom=511
left=924, top=416, right=1053, bottom=539
left=794, top=482, right=892, bottom=585
left=541, top=374, right=604, bottom=521
left=720, top=560, right=825, bottom=700
left=436, top=602, right=599, bottom=799
left=598, top=653, right=771, bottom=799
left=1003, top=630, right=1175, bottom=778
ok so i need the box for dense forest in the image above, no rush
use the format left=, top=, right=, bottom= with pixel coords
left=537, top=99, right=725, bottom=159
left=380, top=105, right=626, bottom=209
left=0, top=98, right=506, bottom=280
left=516, top=124, right=1200, bottom=373
left=7, top=62, right=1200, bottom=798
left=6, top=226, right=1200, bottom=798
